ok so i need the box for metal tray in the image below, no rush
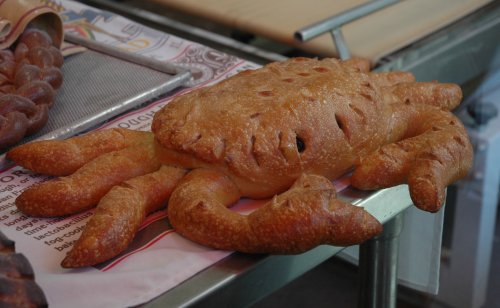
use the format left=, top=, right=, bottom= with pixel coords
left=0, top=48, right=191, bottom=166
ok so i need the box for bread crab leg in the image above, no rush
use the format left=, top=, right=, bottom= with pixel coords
left=62, top=165, right=187, bottom=268
left=168, top=169, right=382, bottom=253
left=352, top=83, right=473, bottom=212
left=386, top=81, right=463, bottom=110
left=14, top=132, right=161, bottom=217
left=7, top=128, right=150, bottom=176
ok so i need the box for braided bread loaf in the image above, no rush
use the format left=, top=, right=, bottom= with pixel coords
left=0, top=231, right=47, bottom=307
left=0, top=28, right=63, bottom=149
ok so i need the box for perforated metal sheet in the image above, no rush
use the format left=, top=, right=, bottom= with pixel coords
left=31, top=49, right=190, bottom=141
left=0, top=49, right=190, bottom=168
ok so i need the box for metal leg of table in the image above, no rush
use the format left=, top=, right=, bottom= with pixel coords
left=357, top=213, right=404, bottom=308
left=436, top=123, right=500, bottom=308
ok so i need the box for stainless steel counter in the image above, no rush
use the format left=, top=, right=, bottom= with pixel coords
left=144, top=185, right=413, bottom=307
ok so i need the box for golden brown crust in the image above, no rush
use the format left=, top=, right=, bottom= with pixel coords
left=7, top=128, right=151, bottom=176
left=342, top=57, right=371, bottom=72
left=351, top=103, right=473, bottom=212
left=153, top=57, right=471, bottom=213
left=169, top=170, right=381, bottom=253
left=370, top=71, right=415, bottom=87
left=386, top=82, right=462, bottom=111
left=62, top=166, right=186, bottom=268
left=153, top=58, right=391, bottom=197
left=6, top=57, right=474, bottom=267
left=15, top=134, right=161, bottom=217
left=248, top=174, right=382, bottom=250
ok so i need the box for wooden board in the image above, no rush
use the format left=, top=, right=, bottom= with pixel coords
left=148, top=0, right=492, bottom=62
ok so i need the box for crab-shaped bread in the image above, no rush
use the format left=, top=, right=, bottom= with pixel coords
left=7, top=57, right=473, bottom=268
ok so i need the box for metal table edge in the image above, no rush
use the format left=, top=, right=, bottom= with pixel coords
left=143, top=185, right=413, bottom=307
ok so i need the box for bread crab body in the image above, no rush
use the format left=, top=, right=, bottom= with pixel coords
left=8, top=58, right=473, bottom=268
left=154, top=58, right=388, bottom=197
